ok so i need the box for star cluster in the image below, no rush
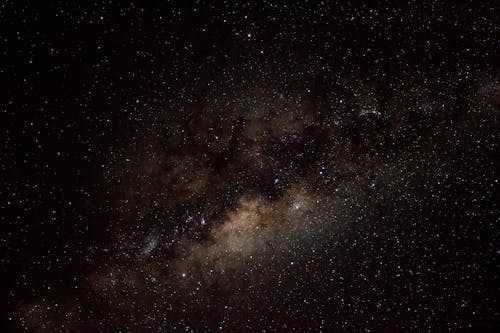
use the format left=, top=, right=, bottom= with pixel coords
left=1, top=1, right=499, bottom=332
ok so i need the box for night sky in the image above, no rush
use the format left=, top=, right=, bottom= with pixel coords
left=1, top=1, right=499, bottom=332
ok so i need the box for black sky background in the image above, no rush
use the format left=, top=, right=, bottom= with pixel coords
left=1, top=1, right=499, bottom=332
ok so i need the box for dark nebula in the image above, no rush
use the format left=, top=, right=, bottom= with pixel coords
left=1, top=1, right=499, bottom=332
